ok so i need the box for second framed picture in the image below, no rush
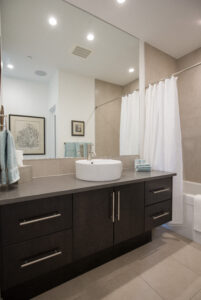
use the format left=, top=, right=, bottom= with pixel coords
left=71, top=120, right=85, bottom=136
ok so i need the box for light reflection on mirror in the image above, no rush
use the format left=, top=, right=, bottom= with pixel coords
left=1, top=0, right=139, bottom=159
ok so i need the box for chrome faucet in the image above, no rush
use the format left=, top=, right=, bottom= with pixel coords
left=87, top=144, right=96, bottom=160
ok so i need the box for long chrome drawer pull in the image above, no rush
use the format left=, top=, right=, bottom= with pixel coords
left=117, top=191, right=121, bottom=221
left=19, top=213, right=62, bottom=226
left=111, top=192, right=115, bottom=223
left=20, top=250, right=62, bottom=269
left=153, top=212, right=170, bottom=220
left=153, top=188, right=170, bottom=194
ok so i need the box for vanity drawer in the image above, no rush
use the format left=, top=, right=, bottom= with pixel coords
left=145, top=178, right=172, bottom=206
left=2, top=230, right=72, bottom=289
left=0, top=195, right=72, bottom=246
left=145, top=200, right=172, bottom=231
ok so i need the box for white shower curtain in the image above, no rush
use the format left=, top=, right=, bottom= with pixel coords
left=120, top=91, right=140, bottom=156
left=144, top=77, right=183, bottom=224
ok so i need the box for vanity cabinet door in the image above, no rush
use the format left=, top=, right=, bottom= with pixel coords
left=114, top=183, right=144, bottom=245
left=73, top=188, right=114, bottom=261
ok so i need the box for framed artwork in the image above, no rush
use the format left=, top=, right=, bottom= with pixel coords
left=9, top=114, right=45, bottom=155
left=71, top=120, right=85, bottom=136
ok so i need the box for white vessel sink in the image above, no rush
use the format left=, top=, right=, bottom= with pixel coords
left=76, top=159, right=123, bottom=181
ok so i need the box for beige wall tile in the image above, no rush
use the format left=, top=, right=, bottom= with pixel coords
left=145, top=43, right=177, bottom=86
left=24, top=155, right=137, bottom=178
left=122, top=79, right=139, bottom=96
left=19, top=165, right=32, bottom=183
left=177, top=47, right=201, bottom=182
left=145, top=43, right=201, bottom=183
left=95, top=79, right=123, bottom=157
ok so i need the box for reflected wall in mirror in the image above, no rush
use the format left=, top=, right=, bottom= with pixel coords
left=1, top=0, right=140, bottom=159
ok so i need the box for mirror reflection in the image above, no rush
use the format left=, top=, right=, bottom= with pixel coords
left=1, top=0, right=139, bottom=159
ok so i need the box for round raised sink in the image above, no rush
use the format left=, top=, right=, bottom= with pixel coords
left=75, top=159, right=123, bottom=181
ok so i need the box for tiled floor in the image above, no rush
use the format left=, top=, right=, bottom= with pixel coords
left=31, top=227, right=201, bottom=300
left=4, top=227, right=201, bottom=300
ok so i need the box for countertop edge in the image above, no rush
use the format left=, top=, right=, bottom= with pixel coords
left=0, top=172, right=176, bottom=206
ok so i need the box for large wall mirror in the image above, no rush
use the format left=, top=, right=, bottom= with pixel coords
left=1, top=0, right=140, bottom=159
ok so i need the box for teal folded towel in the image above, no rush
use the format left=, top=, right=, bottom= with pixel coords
left=64, top=142, right=76, bottom=157
left=6, top=131, right=20, bottom=184
left=0, top=130, right=7, bottom=185
left=0, top=130, right=20, bottom=185
left=64, top=142, right=92, bottom=158
left=136, top=164, right=151, bottom=172
left=75, top=143, right=81, bottom=158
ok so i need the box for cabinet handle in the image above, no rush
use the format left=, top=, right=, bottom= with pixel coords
left=20, top=250, right=62, bottom=269
left=19, top=213, right=62, bottom=226
left=152, top=212, right=169, bottom=220
left=117, top=191, right=121, bottom=221
left=111, top=192, right=115, bottom=223
left=153, top=188, right=170, bottom=194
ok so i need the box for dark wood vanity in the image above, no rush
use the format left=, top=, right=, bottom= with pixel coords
left=0, top=172, right=174, bottom=300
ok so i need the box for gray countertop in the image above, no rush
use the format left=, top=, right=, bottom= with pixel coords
left=0, top=170, right=176, bottom=206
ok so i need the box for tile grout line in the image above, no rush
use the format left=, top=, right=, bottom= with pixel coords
left=139, top=275, right=166, bottom=300
left=190, top=286, right=201, bottom=300
left=171, top=255, right=201, bottom=277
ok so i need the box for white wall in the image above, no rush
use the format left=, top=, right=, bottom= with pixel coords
left=57, top=71, right=95, bottom=157
left=2, top=71, right=95, bottom=159
left=2, top=76, right=50, bottom=159
left=47, top=72, right=59, bottom=158
left=48, top=72, right=59, bottom=109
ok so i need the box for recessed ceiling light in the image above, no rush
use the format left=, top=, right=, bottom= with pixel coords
left=48, top=16, right=57, bottom=26
left=117, top=0, right=126, bottom=4
left=129, top=67, right=135, bottom=73
left=87, top=33, right=95, bottom=41
left=7, top=63, right=14, bottom=69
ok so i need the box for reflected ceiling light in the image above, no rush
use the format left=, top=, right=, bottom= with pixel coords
left=117, top=0, right=126, bottom=4
left=7, top=63, right=14, bottom=69
left=48, top=16, right=57, bottom=26
left=87, top=33, right=95, bottom=41
left=129, top=67, right=135, bottom=73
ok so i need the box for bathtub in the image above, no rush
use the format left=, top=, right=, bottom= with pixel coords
left=167, top=181, right=201, bottom=244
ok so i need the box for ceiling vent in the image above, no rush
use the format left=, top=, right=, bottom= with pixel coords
left=72, top=46, right=92, bottom=59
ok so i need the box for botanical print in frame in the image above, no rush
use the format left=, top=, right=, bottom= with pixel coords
left=9, top=114, right=45, bottom=155
left=71, top=120, right=85, bottom=136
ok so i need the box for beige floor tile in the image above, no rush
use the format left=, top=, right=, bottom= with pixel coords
left=174, top=277, right=201, bottom=300
left=32, top=227, right=201, bottom=300
left=191, top=288, right=201, bottom=300
left=74, top=275, right=162, bottom=300
left=121, top=229, right=190, bottom=276
left=141, top=256, right=199, bottom=300
left=33, top=259, right=162, bottom=300
left=172, top=244, right=201, bottom=275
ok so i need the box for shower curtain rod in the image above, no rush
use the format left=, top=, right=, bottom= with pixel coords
left=95, top=61, right=201, bottom=109
left=146, top=61, right=201, bottom=87
left=95, top=96, right=121, bottom=110
left=95, top=89, right=139, bottom=110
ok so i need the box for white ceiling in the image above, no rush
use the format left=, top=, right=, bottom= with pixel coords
left=1, top=0, right=139, bottom=85
left=66, top=0, right=201, bottom=59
